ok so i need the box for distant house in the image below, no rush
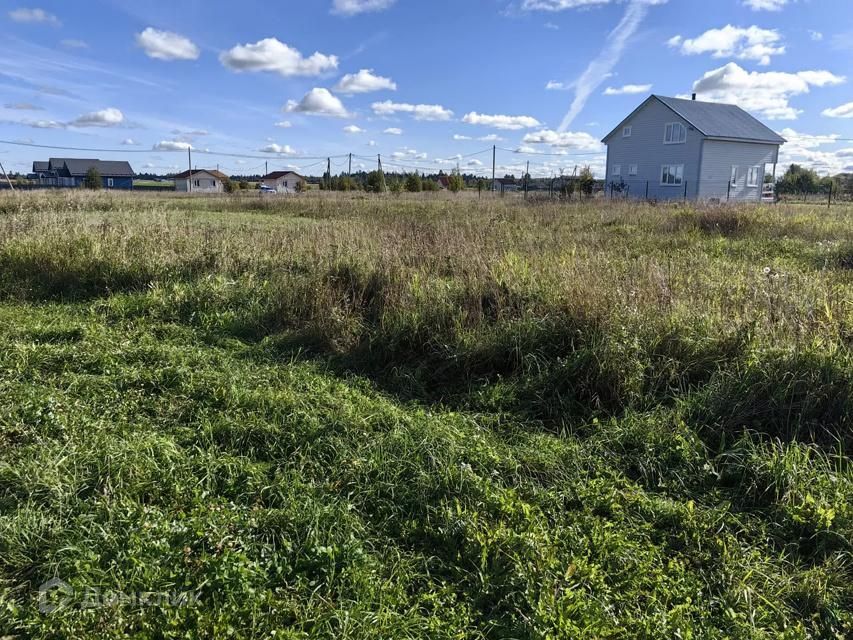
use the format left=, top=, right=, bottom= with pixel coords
left=493, top=177, right=518, bottom=193
left=261, top=171, right=305, bottom=193
left=602, top=95, right=785, bottom=201
left=173, top=169, right=229, bottom=193
left=30, top=158, right=135, bottom=189
left=436, top=175, right=451, bottom=190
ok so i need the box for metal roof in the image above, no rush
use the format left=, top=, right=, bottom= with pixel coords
left=603, top=95, right=786, bottom=145
left=172, top=169, right=229, bottom=180
left=47, top=158, right=135, bottom=177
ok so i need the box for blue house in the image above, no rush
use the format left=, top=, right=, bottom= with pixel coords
left=31, top=158, right=135, bottom=189
left=602, top=95, right=785, bottom=202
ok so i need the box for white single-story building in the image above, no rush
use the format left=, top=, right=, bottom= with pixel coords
left=173, top=169, right=229, bottom=193
left=261, top=171, right=306, bottom=194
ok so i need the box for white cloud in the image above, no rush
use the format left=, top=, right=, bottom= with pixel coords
left=220, top=38, right=338, bottom=76
left=462, top=112, right=541, bottom=130
left=822, top=102, right=853, bottom=118
left=260, top=143, right=297, bottom=154
left=544, top=22, right=560, bottom=29
left=776, top=128, right=849, bottom=175
left=367, top=140, right=377, bottom=147
left=479, top=134, right=504, bottom=142
left=284, top=88, right=350, bottom=117
left=546, top=81, right=568, bottom=90
left=809, top=30, right=823, bottom=41
left=467, top=159, right=484, bottom=167
left=603, top=83, right=652, bottom=95
left=332, top=0, right=396, bottom=15
left=743, top=0, right=789, bottom=10
left=60, top=39, right=88, bottom=49
left=522, top=0, right=614, bottom=10
left=343, top=124, right=365, bottom=133
left=372, top=100, right=453, bottom=121
left=522, top=129, right=604, bottom=151
left=557, top=0, right=667, bottom=131
left=70, top=107, right=125, bottom=127
left=334, top=69, right=396, bottom=94
left=667, top=25, right=784, bottom=66
left=274, top=121, right=292, bottom=128
left=24, top=119, right=63, bottom=129
left=383, top=127, right=403, bottom=135
left=8, top=8, right=60, bottom=26
left=153, top=140, right=192, bottom=151
left=692, top=62, right=845, bottom=120
left=136, top=27, right=200, bottom=61
left=453, top=134, right=472, bottom=140
left=121, top=138, right=139, bottom=145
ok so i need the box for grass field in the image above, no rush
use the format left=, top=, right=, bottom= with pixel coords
left=0, top=191, right=851, bottom=638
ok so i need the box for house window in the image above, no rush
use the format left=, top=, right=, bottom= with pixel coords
left=612, top=164, right=621, bottom=176
left=730, top=166, right=738, bottom=187
left=623, top=126, right=632, bottom=138
left=195, top=180, right=200, bottom=187
left=664, top=122, right=687, bottom=144
left=660, top=164, right=684, bottom=186
left=747, top=166, right=760, bottom=187
left=107, top=178, right=114, bottom=188
left=628, top=164, right=638, bottom=176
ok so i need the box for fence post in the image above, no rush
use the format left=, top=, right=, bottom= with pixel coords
left=683, top=180, right=687, bottom=202
left=727, top=181, right=731, bottom=202
left=645, top=181, right=649, bottom=200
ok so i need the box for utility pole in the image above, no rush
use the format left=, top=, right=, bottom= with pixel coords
left=524, top=160, right=530, bottom=199
left=491, top=145, right=496, bottom=193
left=0, top=161, right=14, bottom=191
left=188, top=147, right=193, bottom=193
left=326, top=157, right=331, bottom=190
left=265, top=161, right=268, bottom=177
left=348, top=153, right=352, bottom=178
left=378, top=154, right=386, bottom=193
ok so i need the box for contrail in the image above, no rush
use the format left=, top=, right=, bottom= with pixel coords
left=558, top=0, right=665, bottom=132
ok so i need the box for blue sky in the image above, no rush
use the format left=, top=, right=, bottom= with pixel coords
left=1, top=0, right=851, bottom=178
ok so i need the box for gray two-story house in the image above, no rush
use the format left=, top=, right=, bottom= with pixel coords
left=602, top=95, right=785, bottom=202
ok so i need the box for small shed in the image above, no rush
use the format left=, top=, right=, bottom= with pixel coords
left=261, top=171, right=305, bottom=194
left=173, top=169, right=229, bottom=193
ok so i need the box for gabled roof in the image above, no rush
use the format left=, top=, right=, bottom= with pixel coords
left=172, top=169, right=229, bottom=180
left=48, top=158, right=135, bottom=177
left=33, top=161, right=49, bottom=173
left=603, top=95, right=786, bottom=145
left=263, top=171, right=304, bottom=180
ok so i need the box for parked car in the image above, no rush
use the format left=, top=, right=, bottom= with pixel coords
left=259, top=185, right=276, bottom=194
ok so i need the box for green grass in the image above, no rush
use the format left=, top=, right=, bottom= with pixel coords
left=0, top=191, right=851, bottom=638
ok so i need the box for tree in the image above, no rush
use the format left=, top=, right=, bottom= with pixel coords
left=295, top=179, right=306, bottom=193
left=222, top=177, right=235, bottom=193
left=83, top=167, right=102, bottom=190
left=448, top=171, right=464, bottom=193
left=366, top=171, right=384, bottom=193
left=777, top=164, right=819, bottom=195
left=577, top=167, right=594, bottom=196
left=422, top=179, right=439, bottom=192
left=405, top=173, right=422, bottom=193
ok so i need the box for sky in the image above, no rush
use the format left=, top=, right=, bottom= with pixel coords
left=0, top=0, right=852, bottom=179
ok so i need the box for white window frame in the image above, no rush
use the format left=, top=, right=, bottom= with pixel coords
left=106, top=177, right=114, bottom=188
left=612, top=164, right=621, bottom=176
left=660, top=164, right=684, bottom=186
left=747, top=166, right=760, bottom=188
left=622, top=126, right=632, bottom=138
left=628, top=164, right=638, bottom=176
left=664, top=122, right=687, bottom=145
left=730, top=166, right=739, bottom=188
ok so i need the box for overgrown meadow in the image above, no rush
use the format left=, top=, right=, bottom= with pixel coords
left=0, top=191, right=851, bottom=638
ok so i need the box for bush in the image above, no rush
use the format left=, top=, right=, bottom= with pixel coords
left=83, top=168, right=102, bottom=190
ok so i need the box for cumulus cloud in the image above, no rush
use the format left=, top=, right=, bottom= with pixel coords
left=479, top=134, right=504, bottom=142
left=809, top=30, right=823, bottom=41
left=334, top=69, right=396, bottom=93
left=121, top=138, right=139, bottom=145
left=462, top=112, right=541, bottom=130
left=260, top=143, right=297, bottom=154
left=743, top=0, right=789, bottom=10
left=776, top=127, right=849, bottom=174
left=546, top=81, right=568, bottom=90
left=136, top=28, right=200, bottom=61
left=70, top=107, right=125, bottom=127
left=453, top=134, right=472, bottom=140
left=372, top=100, right=453, bottom=121
left=343, top=124, right=365, bottom=133
left=383, top=127, right=403, bottom=135
left=220, top=38, right=338, bottom=76
left=691, top=62, right=845, bottom=120
left=522, top=129, right=604, bottom=151
left=285, top=88, right=350, bottom=117
left=332, top=0, right=396, bottom=15
left=603, top=83, right=652, bottom=95
left=822, top=102, right=853, bottom=118
left=274, top=121, right=292, bottom=128
left=23, top=119, right=64, bottom=129
left=8, top=8, right=60, bottom=26
left=153, top=140, right=192, bottom=151
left=667, top=25, right=784, bottom=66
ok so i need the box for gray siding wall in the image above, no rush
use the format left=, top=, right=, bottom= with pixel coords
left=604, top=99, right=703, bottom=200
left=698, top=140, right=779, bottom=202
